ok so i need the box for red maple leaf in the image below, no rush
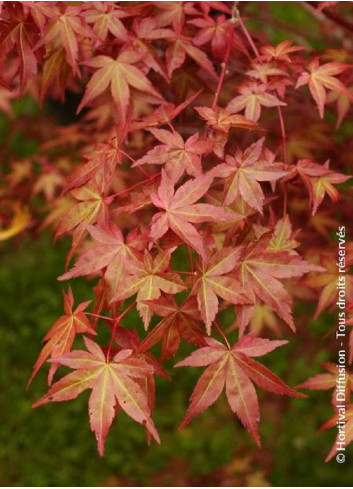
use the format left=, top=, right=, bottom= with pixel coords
left=226, top=83, right=286, bottom=122
left=297, top=362, right=353, bottom=409
left=237, top=234, right=322, bottom=330
left=59, top=223, right=146, bottom=302
left=29, top=287, right=95, bottom=386
left=192, top=248, right=249, bottom=334
left=33, top=337, right=160, bottom=456
left=175, top=335, right=304, bottom=445
left=140, top=295, right=206, bottom=359
left=77, top=51, right=163, bottom=122
left=150, top=171, right=231, bottom=259
left=111, top=249, right=186, bottom=329
left=296, top=58, right=353, bottom=118
left=133, top=128, right=212, bottom=182
left=296, top=159, right=351, bottom=215
left=214, top=138, right=288, bottom=213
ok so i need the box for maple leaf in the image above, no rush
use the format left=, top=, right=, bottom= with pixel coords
left=122, top=17, right=175, bottom=81
left=114, top=327, right=170, bottom=443
left=150, top=171, right=232, bottom=259
left=58, top=223, right=145, bottom=301
left=327, top=84, right=353, bottom=128
left=302, top=246, right=353, bottom=318
left=175, top=335, right=304, bottom=445
left=237, top=235, right=322, bottom=330
left=37, top=5, right=93, bottom=75
left=259, top=41, right=305, bottom=63
left=66, top=126, right=126, bottom=191
left=77, top=52, right=163, bottom=122
left=296, top=159, right=351, bottom=215
left=194, top=106, right=259, bottom=158
left=155, top=2, right=198, bottom=31
left=140, top=295, right=206, bottom=359
left=192, top=248, right=249, bottom=334
left=84, top=2, right=130, bottom=43
left=56, top=179, right=111, bottom=264
left=297, top=362, right=353, bottom=409
left=33, top=170, right=65, bottom=202
left=214, top=138, right=288, bottom=213
left=319, top=405, right=353, bottom=462
left=194, top=106, right=259, bottom=133
left=246, top=62, right=287, bottom=84
left=29, top=287, right=95, bottom=386
left=0, top=3, right=38, bottom=93
left=33, top=337, right=160, bottom=455
left=234, top=303, right=282, bottom=337
left=226, top=83, right=286, bottom=122
left=189, top=14, right=248, bottom=61
left=296, top=58, right=353, bottom=118
left=268, top=214, right=299, bottom=252
left=130, top=91, right=201, bottom=131
left=111, top=250, right=186, bottom=329
left=165, top=37, right=217, bottom=79
left=133, top=128, right=212, bottom=182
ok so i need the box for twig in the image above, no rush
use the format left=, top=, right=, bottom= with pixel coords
left=233, top=4, right=260, bottom=58
left=214, top=320, right=231, bottom=349
left=106, top=301, right=137, bottom=361
left=212, top=19, right=235, bottom=109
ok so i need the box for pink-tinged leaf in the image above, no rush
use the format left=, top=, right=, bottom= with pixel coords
left=33, top=339, right=159, bottom=455
left=193, top=248, right=250, bottom=333
left=296, top=58, right=353, bottom=118
left=234, top=353, right=306, bottom=398
left=177, top=337, right=301, bottom=443
left=133, top=130, right=212, bottom=182
left=226, top=83, right=286, bottom=122
left=140, top=296, right=206, bottom=359
left=215, top=138, right=288, bottom=213
left=78, top=53, right=163, bottom=122
left=232, top=335, right=288, bottom=357
left=150, top=171, right=231, bottom=259
left=226, top=355, right=260, bottom=446
left=238, top=235, right=323, bottom=330
left=296, top=159, right=351, bottom=215
left=179, top=357, right=228, bottom=429
left=111, top=250, right=185, bottom=329
left=28, top=288, right=94, bottom=386
left=175, top=343, right=227, bottom=368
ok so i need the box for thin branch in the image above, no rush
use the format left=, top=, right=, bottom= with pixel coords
left=234, top=5, right=260, bottom=58
left=214, top=320, right=231, bottom=349
left=108, top=172, right=160, bottom=200
left=212, top=21, right=235, bottom=109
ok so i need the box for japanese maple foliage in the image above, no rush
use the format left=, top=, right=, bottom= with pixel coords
left=1, top=1, right=352, bottom=459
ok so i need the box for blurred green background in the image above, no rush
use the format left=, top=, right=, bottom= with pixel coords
left=2, top=1, right=353, bottom=486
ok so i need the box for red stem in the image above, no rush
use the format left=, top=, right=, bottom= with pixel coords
left=235, top=7, right=260, bottom=58
left=121, top=150, right=150, bottom=177
left=212, top=23, right=235, bottom=110
left=85, top=312, right=114, bottom=321
left=108, top=172, right=160, bottom=200
left=106, top=301, right=137, bottom=361
left=173, top=270, right=196, bottom=276
left=214, top=321, right=231, bottom=349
